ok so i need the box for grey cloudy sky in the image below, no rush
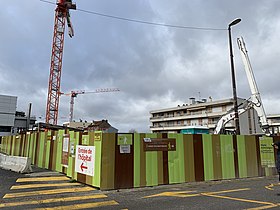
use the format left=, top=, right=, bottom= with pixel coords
left=1, top=0, right=280, bottom=132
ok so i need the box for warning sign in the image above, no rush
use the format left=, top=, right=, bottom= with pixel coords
left=259, top=137, right=275, bottom=167
left=75, top=145, right=95, bottom=176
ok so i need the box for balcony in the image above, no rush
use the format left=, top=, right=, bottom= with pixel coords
left=150, top=111, right=227, bottom=123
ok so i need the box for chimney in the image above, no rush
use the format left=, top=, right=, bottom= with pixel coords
left=189, top=97, right=195, bottom=105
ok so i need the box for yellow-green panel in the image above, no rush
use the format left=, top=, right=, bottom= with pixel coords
left=6, top=136, right=12, bottom=155
left=237, top=135, right=247, bottom=178
left=31, top=133, right=37, bottom=164
left=100, top=133, right=116, bottom=190
left=202, top=134, right=214, bottom=181
left=89, top=132, right=102, bottom=188
left=168, top=133, right=185, bottom=183
left=220, top=135, right=235, bottom=179
left=134, top=133, right=141, bottom=187
left=26, top=134, right=32, bottom=158
left=11, top=136, right=15, bottom=156
left=55, top=130, right=64, bottom=172
left=37, top=132, right=44, bottom=168
left=145, top=133, right=158, bottom=186
left=44, top=131, right=52, bottom=169
left=14, top=135, right=21, bottom=156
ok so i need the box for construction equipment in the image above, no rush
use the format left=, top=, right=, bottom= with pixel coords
left=214, top=37, right=270, bottom=135
left=60, top=88, right=120, bottom=122
left=45, top=0, right=76, bottom=125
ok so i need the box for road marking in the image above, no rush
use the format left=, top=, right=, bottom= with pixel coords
left=143, top=187, right=280, bottom=209
left=34, top=200, right=119, bottom=210
left=3, top=186, right=95, bottom=198
left=265, top=183, right=280, bottom=191
left=143, top=191, right=199, bottom=198
left=246, top=204, right=280, bottom=210
left=203, top=188, right=250, bottom=195
left=143, top=188, right=249, bottom=199
left=16, top=176, right=70, bottom=182
left=201, top=193, right=275, bottom=206
left=11, top=182, right=82, bottom=189
left=0, top=194, right=107, bottom=208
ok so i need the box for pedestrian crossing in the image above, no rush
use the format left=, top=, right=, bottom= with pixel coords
left=0, top=175, right=119, bottom=209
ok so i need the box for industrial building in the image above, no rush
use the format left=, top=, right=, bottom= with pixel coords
left=0, top=94, right=36, bottom=136
left=150, top=97, right=265, bottom=135
left=0, top=95, right=17, bottom=136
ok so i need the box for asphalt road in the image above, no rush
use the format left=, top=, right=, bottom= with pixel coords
left=0, top=168, right=25, bottom=199
left=1, top=167, right=280, bottom=209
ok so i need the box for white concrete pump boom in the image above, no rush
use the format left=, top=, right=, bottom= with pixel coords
left=214, top=37, right=270, bottom=134
left=214, top=100, right=258, bottom=134
left=237, top=37, right=269, bottom=132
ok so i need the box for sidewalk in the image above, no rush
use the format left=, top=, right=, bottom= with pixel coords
left=26, top=165, right=65, bottom=177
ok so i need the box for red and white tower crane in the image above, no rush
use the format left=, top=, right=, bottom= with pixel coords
left=45, top=0, right=76, bottom=125
left=60, top=88, right=120, bottom=122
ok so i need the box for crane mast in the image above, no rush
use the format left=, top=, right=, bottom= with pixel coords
left=45, top=0, right=76, bottom=125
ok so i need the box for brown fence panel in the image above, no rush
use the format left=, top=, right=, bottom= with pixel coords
left=114, top=133, right=134, bottom=189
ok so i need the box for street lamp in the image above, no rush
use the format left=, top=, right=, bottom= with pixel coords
left=228, top=18, right=241, bottom=135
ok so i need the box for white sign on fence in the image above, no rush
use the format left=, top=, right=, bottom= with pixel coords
left=75, top=145, right=95, bottom=176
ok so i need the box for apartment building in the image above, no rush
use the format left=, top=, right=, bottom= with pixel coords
left=150, top=97, right=263, bottom=135
left=267, top=114, right=280, bottom=134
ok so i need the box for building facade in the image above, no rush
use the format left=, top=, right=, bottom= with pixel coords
left=14, top=111, right=36, bottom=133
left=267, top=114, right=280, bottom=134
left=0, top=94, right=36, bottom=136
left=0, top=95, right=17, bottom=136
left=63, top=119, right=118, bottom=133
left=150, top=97, right=263, bottom=135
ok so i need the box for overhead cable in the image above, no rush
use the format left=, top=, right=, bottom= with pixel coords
left=39, top=0, right=226, bottom=31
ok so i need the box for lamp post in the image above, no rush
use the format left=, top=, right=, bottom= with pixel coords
left=228, top=18, right=241, bottom=135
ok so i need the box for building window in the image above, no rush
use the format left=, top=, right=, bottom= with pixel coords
left=222, top=105, right=227, bottom=112
left=191, top=110, right=202, bottom=115
left=198, top=119, right=202, bottom=125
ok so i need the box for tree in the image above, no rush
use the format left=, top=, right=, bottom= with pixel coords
left=128, top=128, right=138, bottom=133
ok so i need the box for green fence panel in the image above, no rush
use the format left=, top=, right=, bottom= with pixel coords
left=55, top=130, right=64, bottom=173
left=145, top=133, right=158, bottom=186
left=220, top=135, right=235, bottom=179
left=237, top=135, right=247, bottom=178
left=11, top=136, right=15, bottom=156
left=134, top=133, right=141, bottom=188
left=15, top=135, right=21, bottom=156
left=91, top=133, right=102, bottom=188
left=67, top=131, right=75, bottom=177
left=44, top=131, right=52, bottom=169
left=168, top=133, right=185, bottom=184
left=37, top=132, right=44, bottom=168
left=6, top=136, right=12, bottom=155
left=32, top=133, right=37, bottom=164
left=202, top=134, right=214, bottom=181
left=26, top=134, right=31, bottom=159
